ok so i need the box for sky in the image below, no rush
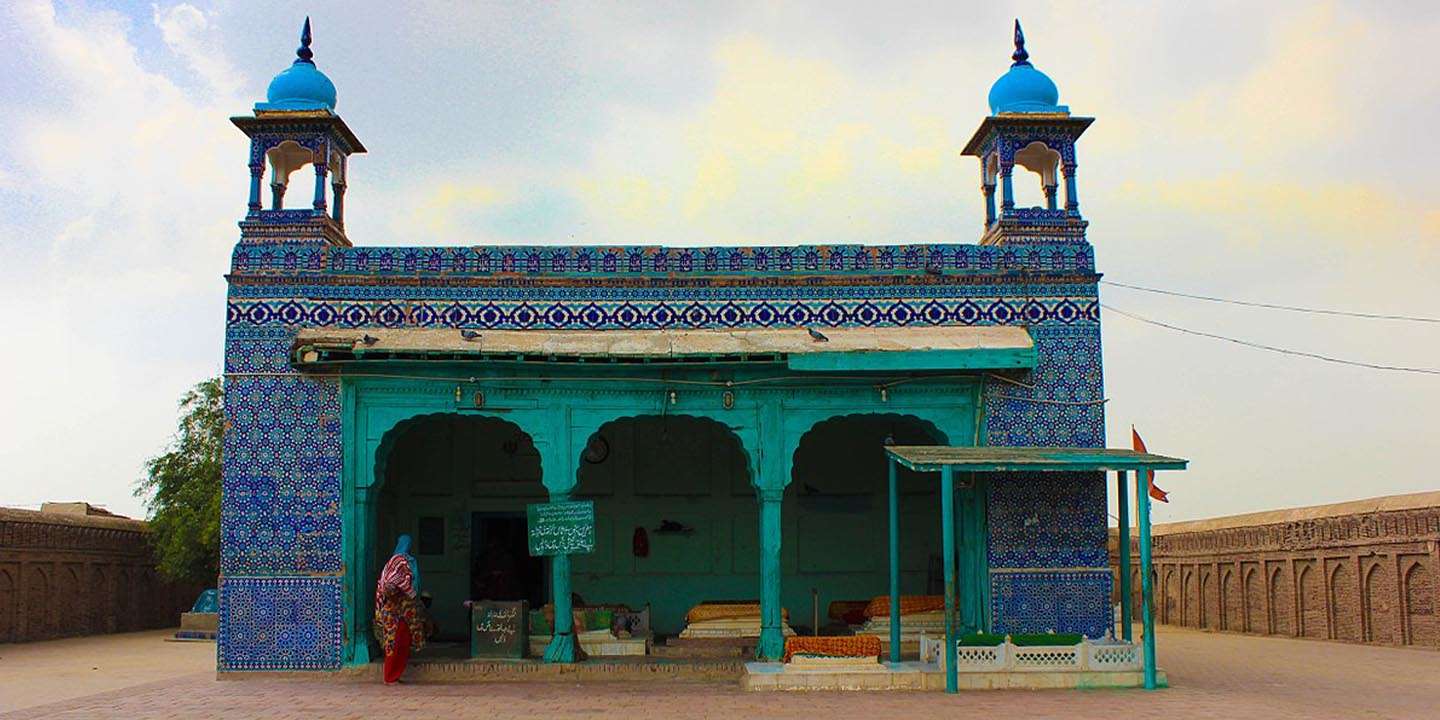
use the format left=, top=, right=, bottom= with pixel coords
left=1, top=1, right=1438, bottom=524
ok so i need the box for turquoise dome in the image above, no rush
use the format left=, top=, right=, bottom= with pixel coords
left=255, top=19, right=337, bottom=112
left=987, top=21, right=1067, bottom=115
left=261, top=61, right=337, bottom=111
left=988, top=64, right=1061, bottom=114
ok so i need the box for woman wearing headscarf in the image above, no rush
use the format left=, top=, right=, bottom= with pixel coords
left=374, top=534, right=426, bottom=684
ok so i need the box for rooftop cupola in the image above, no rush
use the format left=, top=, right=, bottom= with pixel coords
left=962, top=20, right=1092, bottom=246
left=231, top=18, right=365, bottom=246
left=257, top=18, right=338, bottom=112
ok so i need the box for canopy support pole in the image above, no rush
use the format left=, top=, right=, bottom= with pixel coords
left=1117, top=470, right=1132, bottom=642
left=888, top=457, right=902, bottom=663
left=1137, top=468, right=1157, bottom=689
left=941, top=465, right=959, bottom=694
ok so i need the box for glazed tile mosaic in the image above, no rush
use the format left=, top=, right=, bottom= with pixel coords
left=990, top=570, right=1112, bottom=640
left=232, top=242, right=1096, bottom=277
left=218, top=576, right=343, bottom=670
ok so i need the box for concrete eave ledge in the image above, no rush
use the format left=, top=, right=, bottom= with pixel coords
left=741, top=661, right=1167, bottom=691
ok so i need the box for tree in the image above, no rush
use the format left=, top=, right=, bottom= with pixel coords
left=136, top=377, right=223, bottom=584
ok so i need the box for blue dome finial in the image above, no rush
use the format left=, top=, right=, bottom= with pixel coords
left=255, top=17, right=338, bottom=112
left=296, top=17, right=314, bottom=65
left=1011, top=19, right=1029, bottom=66
left=986, top=20, right=1066, bottom=114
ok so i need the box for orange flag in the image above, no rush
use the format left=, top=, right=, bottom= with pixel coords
left=1131, top=426, right=1169, bottom=503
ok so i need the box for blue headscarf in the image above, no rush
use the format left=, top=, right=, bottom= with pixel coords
left=393, top=534, right=420, bottom=595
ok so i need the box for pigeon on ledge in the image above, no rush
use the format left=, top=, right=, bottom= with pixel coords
left=807, top=328, right=829, bottom=342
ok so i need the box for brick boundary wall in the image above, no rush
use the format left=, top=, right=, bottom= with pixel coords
left=0, top=507, right=199, bottom=643
left=1109, top=492, right=1440, bottom=648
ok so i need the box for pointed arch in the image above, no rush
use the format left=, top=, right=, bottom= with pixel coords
left=1364, top=561, right=1394, bottom=643
left=368, top=412, right=548, bottom=646
left=1331, top=563, right=1360, bottom=641
left=24, top=566, right=50, bottom=640
left=114, top=567, right=133, bottom=632
left=1243, top=567, right=1263, bottom=633
left=575, top=413, right=754, bottom=495
left=0, top=569, right=14, bottom=642
left=1269, top=565, right=1293, bottom=635
left=89, top=566, right=110, bottom=635
left=1182, top=570, right=1196, bottom=627
left=1299, top=564, right=1324, bottom=638
left=1403, top=561, right=1435, bottom=646
left=1162, top=567, right=1177, bottom=625
left=55, top=565, right=81, bottom=639
left=1200, top=570, right=1214, bottom=629
left=1222, top=568, right=1240, bottom=631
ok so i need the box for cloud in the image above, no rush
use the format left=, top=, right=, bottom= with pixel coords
left=153, top=3, right=243, bottom=99
left=566, top=35, right=976, bottom=246
left=0, top=1, right=246, bottom=515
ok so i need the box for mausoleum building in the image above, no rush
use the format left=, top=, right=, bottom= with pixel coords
left=220, top=21, right=1121, bottom=673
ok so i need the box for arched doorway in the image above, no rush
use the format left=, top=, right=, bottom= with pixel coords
left=572, top=415, right=752, bottom=637
left=785, top=414, right=951, bottom=635
left=372, top=414, right=546, bottom=648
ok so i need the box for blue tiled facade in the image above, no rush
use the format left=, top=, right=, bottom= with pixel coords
left=219, top=26, right=1113, bottom=671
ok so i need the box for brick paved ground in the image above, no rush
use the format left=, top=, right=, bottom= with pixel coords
left=3, top=627, right=1439, bottom=719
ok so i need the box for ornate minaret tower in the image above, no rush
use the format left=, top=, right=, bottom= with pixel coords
left=231, top=18, right=365, bottom=247
left=962, top=21, right=1092, bottom=245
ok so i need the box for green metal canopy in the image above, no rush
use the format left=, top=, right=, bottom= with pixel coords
left=885, top=446, right=1188, bottom=472
left=882, top=444, right=1187, bottom=693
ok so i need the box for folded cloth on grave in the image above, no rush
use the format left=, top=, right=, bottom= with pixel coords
left=854, top=611, right=947, bottom=638
left=684, top=601, right=789, bottom=624
left=828, top=600, right=870, bottom=626
left=680, top=617, right=797, bottom=639
left=538, top=604, right=629, bottom=633
left=783, top=635, right=882, bottom=663
left=862, top=595, right=946, bottom=619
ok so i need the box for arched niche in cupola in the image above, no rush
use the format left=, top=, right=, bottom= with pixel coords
left=264, top=140, right=317, bottom=210
left=1011, top=141, right=1062, bottom=211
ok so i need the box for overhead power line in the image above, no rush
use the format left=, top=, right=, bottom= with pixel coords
left=1101, top=303, right=1440, bottom=377
left=1101, top=280, right=1440, bottom=324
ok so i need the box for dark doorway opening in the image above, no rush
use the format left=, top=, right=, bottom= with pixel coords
left=471, top=513, right=547, bottom=609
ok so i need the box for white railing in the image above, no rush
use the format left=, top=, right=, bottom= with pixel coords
left=922, top=634, right=1140, bottom=673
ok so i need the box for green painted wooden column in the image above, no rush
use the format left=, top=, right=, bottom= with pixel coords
left=887, top=457, right=901, bottom=663
left=941, top=466, right=958, bottom=694
left=957, top=478, right=989, bottom=634
left=349, top=484, right=377, bottom=665
left=1117, top=470, right=1132, bottom=642
left=757, top=487, right=785, bottom=661
left=543, top=492, right=578, bottom=663
left=1136, top=469, right=1157, bottom=689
